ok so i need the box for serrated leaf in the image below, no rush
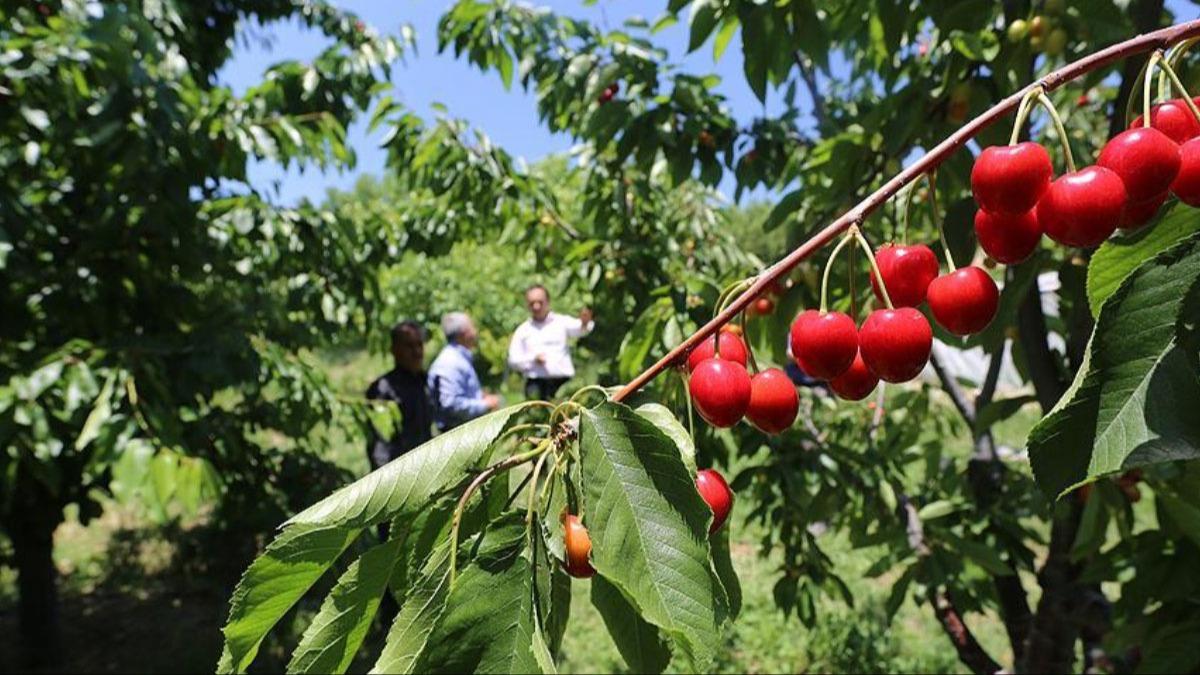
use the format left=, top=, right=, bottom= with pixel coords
left=579, top=402, right=722, bottom=670
left=591, top=576, right=672, bottom=674
left=289, top=538, right=401, bottom=674
left=219, top=526, right=362, bottom=674
left=413, top=514, right=546, bottom=674
left=1087, top=202, right=1200, bottom=317
left=287, top=406, right=524, bottom=529
left=1029, top=232, right=1200, bottom=497
left=635, top=403, right=697, bottom=474
left=710, top=525, right=741, bottom=620
left=371, top=541, right=452, bottom=674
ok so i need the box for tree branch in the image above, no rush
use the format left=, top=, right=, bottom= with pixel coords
left=928, top=346, right=976, bottom=426
left=794, top=52, right=828, bottom=127
left=900, top=495, right=1002, bottom=675
left=1017, top=277, right=1067, bottom=411
left=612, top=18, right=1200, bottom=404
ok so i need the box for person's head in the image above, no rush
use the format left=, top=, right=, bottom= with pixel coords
left=441, top=311, right=478, bottom=349
left=390, top=320, right=426, bottom=373
left=525, top=284, right=551, bottom=321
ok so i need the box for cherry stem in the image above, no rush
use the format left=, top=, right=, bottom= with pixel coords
left=525, top=446, right=554, bottom=541
left=1036, top=92, right=1076, bottom=173
left=820, top=231, right=857, bottom=313
left=449, top=440, right=551, bottom=587
left=926, top=170, right=956, bottom=272
left=848, top=239, right=858, bottom=319
left=1143, top=50, right=1163, bottom=128
left=851, top=227, right=895, bottom=310
left=1008, top=86, right=1044, bottom=145
left=1155, top=52, right=1200, bottom=123
left=682, top=368, right=695, bottom=440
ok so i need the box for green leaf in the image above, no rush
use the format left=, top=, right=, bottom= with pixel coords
left=739, top=7, right=768, bottom=102
left=884, top=563, right=918, bottom=622
left=219, top=526, right=362, bottom=674
left=949, top=30, right=1000, bottom=61
left=287, top=406, right=524, bottom=530
left=1135, top=619, right=1200, bottom=674
left=712, top=17, right=738, bottom=62
left=687, top=1, right=718, bottom=53
left=635, top=403, right=697, bottom=474
left=974, top=395, right=1037, bottom=435
left=289, top=538, right=402, bottom=674
left=371, top=541, right=452, bottom=674
left=75, top=372, right=115, bottom=451
left=916, top=500, right=958, bottom=521
left=579, top=402, right=722, bottom=670
left=1029, top=232, right=1200, bottom=497
left=591, top=576, right=672, bottom=674
left=938, top=532, right=1013, bottom=577
left=1087, top=202, right=1200, bottom=317
left=710, top=525, right=742, bottom=620
left=413, top=514, right=547, bottom=674
left=1158, top=491, right=1200, bottom=550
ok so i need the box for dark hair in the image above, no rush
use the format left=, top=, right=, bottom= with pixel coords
left=525, top=283, right=550, bottom=299
left=390, top=320, right=426, bottom=348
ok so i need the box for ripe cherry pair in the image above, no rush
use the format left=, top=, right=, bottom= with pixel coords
left=686, top=327, right=799, bottom=432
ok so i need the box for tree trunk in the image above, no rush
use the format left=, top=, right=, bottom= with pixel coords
left=5, top=472, right=64, bottom=669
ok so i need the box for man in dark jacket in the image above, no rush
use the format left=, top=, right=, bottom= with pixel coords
left=365, top=320, right=434, bottom=470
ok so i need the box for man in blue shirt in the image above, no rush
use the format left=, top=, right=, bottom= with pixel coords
left=428, top=312, right=501, bottom=431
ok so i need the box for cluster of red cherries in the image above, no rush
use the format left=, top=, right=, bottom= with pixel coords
left=685, top=63, right=1200, bottom=424
left=974, top=90, right=1200, bottom=258
left=561, top=468, right=733, bottom=578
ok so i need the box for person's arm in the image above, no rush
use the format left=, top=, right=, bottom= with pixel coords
left=430, top=359, right=491, bottom=420
left=565, top=308, right=594, bottom=338
left=507, top=324, right=538, bottom=373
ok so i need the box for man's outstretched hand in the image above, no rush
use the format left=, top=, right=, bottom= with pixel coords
left=579, top=307, right=593, bottom=325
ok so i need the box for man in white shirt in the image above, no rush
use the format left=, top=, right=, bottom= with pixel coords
left=508, top=284, right=594, bottom=400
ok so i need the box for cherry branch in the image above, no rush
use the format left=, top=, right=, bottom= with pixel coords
left=613, top=18, right=1200, bottom=404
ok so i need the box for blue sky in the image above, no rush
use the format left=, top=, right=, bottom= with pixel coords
left=218, top=1, right=805, bottom=205
left=219, top=1, right=1200, bottom=206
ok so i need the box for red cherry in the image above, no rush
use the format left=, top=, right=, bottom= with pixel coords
left=562, top=514, right=596, bottom=578
left=789, top=310, right=859, bottom=380
left=746, top=368, right=799, bottom=434
left=686, top=330, right=748, bottom=372
left=971, top=143, right=1054, bottom=216
left=751, top=297, right=775, bottom=315
left=1119, top=192, right=1168, bottom=230
left=688, top=358, right=752, bottom=428
left=974, top=208, right=1041, bottom=264
left=695, top=468, right=733, bottom=534
left=1171, top=137, right=1200, bottom=206
left=927, top=267, right=1000, bottom=336
left=1130, top=97, right=1200, bottom=144
left=858, top=308, right=932, bottom=383
left=870, top=244, right=940, bottom=307
left=828, top=352, right=879, bottom=401
left=1097, top=127, right=1181, bottom=202
left=1037, top=166, right=1127, bottom=247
